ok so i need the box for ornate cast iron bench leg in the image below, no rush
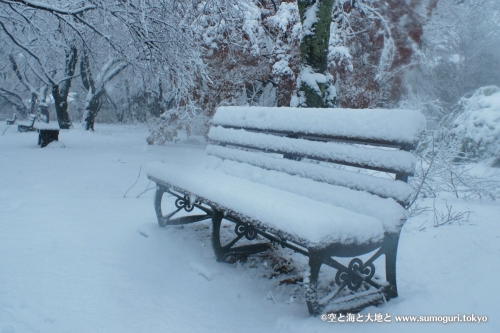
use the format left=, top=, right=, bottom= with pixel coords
left=211, top=210, right=227, bottom=262
left=304, top=243, right=397, bottom=316
left=211, top=209, right=271, bottom=262
left=305, top=250, right=325, bottom=316
left=153, top=185, right=211, bottom=227
left=383, top=232, right=401, bottom=300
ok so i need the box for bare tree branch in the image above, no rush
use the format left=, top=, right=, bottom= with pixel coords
left=1, top=0, right=97, bottom=15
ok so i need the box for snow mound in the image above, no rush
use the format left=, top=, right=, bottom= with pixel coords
left=438, top=86, right=500, bottom=165
left=46, top=140, right=65, bottom=148
left=189, top=262, right=216, bottom=281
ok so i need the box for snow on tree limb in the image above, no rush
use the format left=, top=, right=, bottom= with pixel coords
left=1, top=0, right=97, bottom=15
left=356, top=2, right=395, bottom=83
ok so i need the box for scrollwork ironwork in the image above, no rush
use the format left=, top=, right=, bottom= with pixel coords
left=175, top=195, right=195, bottom=212
left=235, top=222, right=257, bottom=240
left=335, top=258, right=375, bottom=291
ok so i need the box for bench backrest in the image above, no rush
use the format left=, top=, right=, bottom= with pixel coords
left=207, top=107, right=426, bottom=206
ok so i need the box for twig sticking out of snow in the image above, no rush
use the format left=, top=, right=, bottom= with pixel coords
left=266, top=291, right=277, bottom=304
left=408, top=203, right=431, bottom=219
left=123, top=165, right=141, bottom=198
left=136, top=186, right=155, bottom=198
left=410, top=132, right=500, bottom=203
left=2, top=125, right=10, bottom=136
left=407, top=133, right=436, bottom=214
left=432, top=199, right=471, bottom=227
left=418, top=199, right=472, bottom=231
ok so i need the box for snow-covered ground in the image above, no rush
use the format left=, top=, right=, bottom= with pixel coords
left=1, top=124, right=499, bottom=333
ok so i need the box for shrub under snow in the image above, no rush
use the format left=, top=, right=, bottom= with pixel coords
left=431, top=86, right=500, bottom=166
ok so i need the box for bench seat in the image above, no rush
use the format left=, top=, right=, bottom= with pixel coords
left=207, top=157, right=407, bottom=234
left=147, top=159, right=404, bottom=250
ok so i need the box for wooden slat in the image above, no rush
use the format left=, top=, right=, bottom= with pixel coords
left=208, top=126, right=417, bottom=176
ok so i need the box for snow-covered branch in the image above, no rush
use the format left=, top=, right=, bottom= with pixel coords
left=1, top=0, right=97, bottom=15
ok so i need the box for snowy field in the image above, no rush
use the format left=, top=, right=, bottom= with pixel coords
left=1, top=124, right=499, bottom=333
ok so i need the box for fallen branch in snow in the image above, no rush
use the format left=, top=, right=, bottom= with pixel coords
left=410, top=132, right=500, bottom=203
left=407, top=133, right=435, bottom=216
left=123, top=165, right=141, bottom=198
left=136, top=179, right=152, bottom=198
left=432, top=199, right=471, bottom=227
left=418, top=199, right=471, bottom=231
left=408, top=203, right=431, bottom=219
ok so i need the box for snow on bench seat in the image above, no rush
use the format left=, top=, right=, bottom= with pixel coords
left=206, top=157, right=407, bottom=234
left=147, top=161, right=386, bottom=249
left=35, top=122, right=60, bottom=130
left=213, top=107, right=426, bottom=148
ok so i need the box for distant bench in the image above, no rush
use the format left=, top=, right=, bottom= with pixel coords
left=5, top=114, right=16, bottom=125
left=37, top=123, right=60, bottom=148
left=1, top=113, right=16, bottom=124
left=18, top=114, right=60, bottom=147
left=146, top=106, right=425, bottom=315
left=18, top=114, right=38, bottom=133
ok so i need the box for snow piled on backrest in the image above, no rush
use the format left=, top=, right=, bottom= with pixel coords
left=208, top=126, right=417, bottom=174
left=206, top=145, right=414, bottom=203
left=213, top=107, right=426, bottom=146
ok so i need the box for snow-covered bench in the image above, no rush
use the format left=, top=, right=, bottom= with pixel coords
left=18, top=114, right=59, bottom=147
left=36, top=122, right=60, bottom=148
left=147, top=106, right=426, bottom=315
left=18, top=114, right=37, bottom=133
left=6, top=114, right=16, bottom=125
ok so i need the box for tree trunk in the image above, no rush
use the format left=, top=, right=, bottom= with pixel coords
left=104, top=92, right=123, bottom=123
left=296, top=0, right=336, bottom=108
left=29, top=93, right=37, bottom=115
left=37, top=86, right=50, bottom=123
left=80, top=52, right=126, bottom=130
left=52, top=85, right=73, bottom=129
left=52, top=45, right=78, bottom=129
left=83, top=93, right=103, bottom=131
